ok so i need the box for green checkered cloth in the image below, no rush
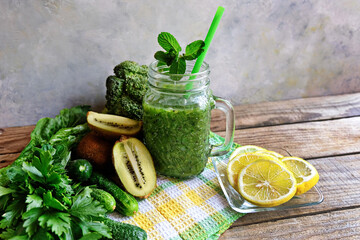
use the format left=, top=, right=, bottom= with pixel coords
left=109, top=133, right=244, bottom=239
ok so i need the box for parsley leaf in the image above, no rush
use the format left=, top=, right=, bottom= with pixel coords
left=23, top=207, right=43, bottom=236
left=43, top=191, right=68, bottom=211
left=38, top=212, right=71, bottom=237
left=0, top=145, right=112, bottom=239
left=25, top=194, right=43, bottom=211
left=70, top=187, right=107, bottom=220
left=22, top=161, right=44, bottom=183
left=0, top=186, right=15, bottom=197
left=0, top=197, right=26, bottom=229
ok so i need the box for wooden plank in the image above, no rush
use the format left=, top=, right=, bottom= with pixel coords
left=0, top=153, right=20, bottom=168
left=2, top=116, right=360, bottom=165
left=230, top=153, right=360, bottom=227
left=217, top=117, right=360, bottom=159
left=211, top=92, right=360, bottom=132
left=4, top=113, right=360, bottom=161
left=220, top=207, right=360, bottom=239
left=0, top=125, right=33, bottom=155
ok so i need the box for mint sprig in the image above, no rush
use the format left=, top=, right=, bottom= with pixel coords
left=154, top=32, right=205, bottom=75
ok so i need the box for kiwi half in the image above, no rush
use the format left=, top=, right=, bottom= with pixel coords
left=113, top=137, right=156, bottom=198
left=87, top=111, right=142, bottom=139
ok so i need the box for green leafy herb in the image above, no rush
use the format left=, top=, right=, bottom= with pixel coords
left=184, top=40, right=205, bottom=60
left=154, top=32, right=205, bottom=75
left=157, top=32, right=182, bottom=52
left=0, top=106, right=90, bottom=187
left=0, top=145, right=112, bottom=240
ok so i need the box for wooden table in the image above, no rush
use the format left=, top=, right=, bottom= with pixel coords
left=1, top=93, right=360, bottom=239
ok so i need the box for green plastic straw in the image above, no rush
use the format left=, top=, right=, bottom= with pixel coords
left=185, top=6, right=224, bottom=97
left=191, top=6, right=225, bottom=75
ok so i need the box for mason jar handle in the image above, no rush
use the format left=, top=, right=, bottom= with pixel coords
left=210, top=96, right=235, bottom=157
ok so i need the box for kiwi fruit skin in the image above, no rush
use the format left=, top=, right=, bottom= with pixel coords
left=76, top=132, right=113, bottom=170
left=112, top=137, right=157, bottom=198
left=87, top=111, right=142, bottom=139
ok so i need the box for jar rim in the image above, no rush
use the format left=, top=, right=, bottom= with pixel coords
left=149, top=60, right=210, bottom=77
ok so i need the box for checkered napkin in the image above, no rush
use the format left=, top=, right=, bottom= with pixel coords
left=108, top=133, right=245, bottom=240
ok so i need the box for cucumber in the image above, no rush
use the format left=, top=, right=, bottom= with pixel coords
left=91, top=188, right=116, bottom=213
left=89, top=171, right=138, bottom=216
left=67, top=159, right=93, bottom=182
left=103, top=218, right=147, bottom=240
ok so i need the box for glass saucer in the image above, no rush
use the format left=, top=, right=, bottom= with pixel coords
left=212, top=148, right=324, bottom=213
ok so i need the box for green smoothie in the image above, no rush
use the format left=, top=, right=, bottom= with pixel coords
left=143, top=102, right=211, bottom=179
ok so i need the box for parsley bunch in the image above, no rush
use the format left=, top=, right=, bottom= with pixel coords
left=154, top=32, right=205, bottom=75
left=0, top=145, right=111, bottom=240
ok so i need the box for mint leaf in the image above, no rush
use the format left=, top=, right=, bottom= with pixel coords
left=158, top=32, right=181, bottom=52
left=155, top=32, right=206, bottom=75
left=170, top=57, right=186, bottom=75
left=184, top=40, right=205, bottom=60
left=154, top=51, right=176, bottom=66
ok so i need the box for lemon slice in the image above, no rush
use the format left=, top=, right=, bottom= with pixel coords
left=281, top=157, right=319, bottom=195
left=229, top=145, right=266, bottom=160
left=238, top=159, right=297, bottom=207
left=227, top=152, right=278, bottom=189
left=255, top=150, right=284, bottom=159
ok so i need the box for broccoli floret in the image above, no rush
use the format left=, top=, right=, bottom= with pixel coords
left=105, top=61, right=148, bottom=120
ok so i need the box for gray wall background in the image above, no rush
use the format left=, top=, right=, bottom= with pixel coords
left=1, top=0, right=360, bottom=127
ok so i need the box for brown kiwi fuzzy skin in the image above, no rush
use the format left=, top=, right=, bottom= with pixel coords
left=76, top=132, right=114, bottom=170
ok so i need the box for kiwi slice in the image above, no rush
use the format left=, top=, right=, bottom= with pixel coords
left=87, top=111, right=142, bottom=138
left=113, top=137, right=156, bottom=198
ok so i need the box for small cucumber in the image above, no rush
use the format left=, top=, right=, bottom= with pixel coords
left=91, top=188, right=116, bottom=213
left=103, top=218, right=147, bottom=240
left=67, top=159, right=93, bottom=182
left=88, top=171, right=138, bottom=216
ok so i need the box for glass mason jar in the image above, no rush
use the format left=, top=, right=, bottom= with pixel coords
left=143, top=60, right=235, bottom=179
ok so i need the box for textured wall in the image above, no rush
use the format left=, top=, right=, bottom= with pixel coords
left=1, top=0, right=360, bottom=127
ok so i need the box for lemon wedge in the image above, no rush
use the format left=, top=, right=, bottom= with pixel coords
left=238, top=159, right=297, bottom=207
left=281, top=157, right=319, bottom=195
left=227, top=152, right=279, bottom=189
left=229, top=145, right=266, bottom=160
